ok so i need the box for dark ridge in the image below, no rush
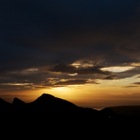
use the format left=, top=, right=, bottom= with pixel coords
left=0, top=93, right=139, bottom=137
left=0, top=98, right=11, bottom=108
left=0, top=98, right=11, bottom=114
left=108, top=106, right=140, bottom=118
left=0, top=98, right=10, bottom=105
left=13, top=97, right=26, bottom=105
left=12, top=98, right=26, bottom=113
left=34, top=93, right=55, bottom=102
left=33, top=93, right=76, bottom=106
left=30, top=93, right=79, bottom=112
left=99, top=107, right=119, bottom=121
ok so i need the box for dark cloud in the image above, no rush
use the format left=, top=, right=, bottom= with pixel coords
left=116, top=67, right=140, bottom=79
left=54, top=79, right=88, bottom=86
left=133, top=82, right=140, bottom=85
left=54, top=79, right=99, bottom=86
left=51, top=63, right=110, bottom=75
left=116, top=41, right=140, bottom=60
left=103, top=75, right=117, bottom=80
left=51, top=64, right=75, bottom=73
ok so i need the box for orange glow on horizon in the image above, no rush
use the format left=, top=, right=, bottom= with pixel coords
left=1, top=77, right=140, bottom=109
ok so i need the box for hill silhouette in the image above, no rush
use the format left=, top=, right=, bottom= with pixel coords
left=0, top=93, right=140, bottom=138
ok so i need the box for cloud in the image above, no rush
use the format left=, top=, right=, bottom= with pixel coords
left=103, top=75, right=117, bottom=80
left=133, top=82, right=140, bottom=85
left=53, top=79, right=88, bottom=86
left=116, top=67, right=140, bottom=79
left=117, top=42, right=140, bottom=60
left=51, top=63, right=110, bottom=75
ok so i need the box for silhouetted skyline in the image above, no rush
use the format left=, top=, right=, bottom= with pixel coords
left=0, top=0, right=140, bottom=108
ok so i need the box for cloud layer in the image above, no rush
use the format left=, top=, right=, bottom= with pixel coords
left=0, top=0, right=140, bottom=90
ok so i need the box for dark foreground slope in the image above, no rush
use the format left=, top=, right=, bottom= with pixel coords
left=0, top=93, right=140, bottom=138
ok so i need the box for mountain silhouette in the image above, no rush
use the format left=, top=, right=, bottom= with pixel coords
left=0, top=98, right=11, bottom=112
left=31, top=93, right=78, bottom=111
left=0, top=93, right=139, bottom=138
left=13, top=97, right=26, bottom=106
left=0, top=93, right=140, bottom=120
left=0, top=98, right=10, bottom=106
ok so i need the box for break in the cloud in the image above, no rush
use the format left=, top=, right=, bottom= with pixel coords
left=0, top=0, right=140, bottom=91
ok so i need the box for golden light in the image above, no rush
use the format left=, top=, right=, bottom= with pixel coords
left=52, top=86, right=72, bottom=93
left=101, top=66, right=135, bottom=72
left=71, top=60, right=93, bottom=68
left=68, top=73, right=78, bottom=76
left=37, top=85, right=83, bottom=104
left=131, top=63, right=140, bottom=67
left=0, top=83, right=33, bottom=86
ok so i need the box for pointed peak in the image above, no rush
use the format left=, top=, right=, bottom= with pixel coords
left=34, top=93, right=55, bottom=103
left=13, top=97, right=25, bottom=105
left=40, top=93, right=55, bottom=98
left=32, top=93, right=78, bottom=110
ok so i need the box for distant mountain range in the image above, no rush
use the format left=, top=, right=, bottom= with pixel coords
left=1, top=93, right=140, bottom=119
left=0, top=93, right=140, bottom=137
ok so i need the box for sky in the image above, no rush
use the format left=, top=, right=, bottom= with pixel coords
left=0, top=0, right=140, bottom=109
